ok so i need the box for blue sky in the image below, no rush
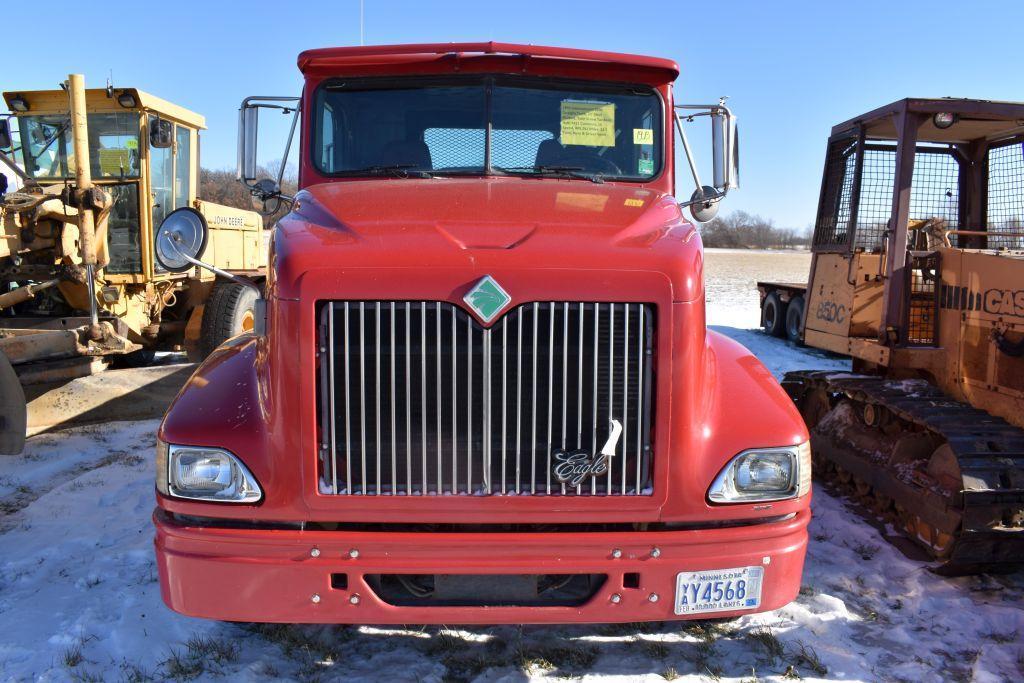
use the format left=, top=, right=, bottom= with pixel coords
left=6, top=0, right=1022, bottom=229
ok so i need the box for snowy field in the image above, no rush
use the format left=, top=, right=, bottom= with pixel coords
left=0, top=249, right=1021, bottom=682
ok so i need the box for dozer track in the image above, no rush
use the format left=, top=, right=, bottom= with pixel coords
left=783, top=370, right=1024, bottom=570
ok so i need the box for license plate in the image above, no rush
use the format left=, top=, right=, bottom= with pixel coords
left=674, top=566, right=764, bottom=615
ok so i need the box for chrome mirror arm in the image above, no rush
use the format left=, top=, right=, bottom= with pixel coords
left=164, top=234, right=261, bottom=295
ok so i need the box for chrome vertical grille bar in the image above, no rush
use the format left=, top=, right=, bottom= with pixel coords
left=591, top=303, right=599, bottom=495
left=375, top=302, right=381, bottom=494
left=390, top=302, right=397, bottom=494
left=546, top=303, right=555, bottom=495
left=560, top=302, right=568, bottom=495
left=636, top=304, right=645, bottom=494
left=435, top=302, right=442, bottom=494
left=515, top=309, right=523, bottom=494
left=405, top=302, right=412, bottom=495
left=466, top=313, right=473, bottom=494
left=324, top=301, right=654, bottom=497
left=607, top=303, right=615, bottom=495
left=451, top=306, right=458, bottom=493
left=343, top=303, right=352, bottom=493
left=530, top=302, right=539, bottom=494
left=482, top=328, right=491, bottom=493
left=501, top=318, right=507, bottom=494
left=576, top=302, right=584, bottom=495
left=328, top=305, right=338, bottom=494
left=622, top=304, right=629, bottom=495
left=420, top=302, right=427, bottom=495
left=359, top=302, right=367, bottom=494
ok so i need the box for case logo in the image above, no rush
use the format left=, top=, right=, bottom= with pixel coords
left=464, top=275, right=511, bottom=322
left=553, top=420, right=623, bottom=487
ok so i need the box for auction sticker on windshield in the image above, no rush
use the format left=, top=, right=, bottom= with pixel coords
left=674, top=566, right=764, bottom=615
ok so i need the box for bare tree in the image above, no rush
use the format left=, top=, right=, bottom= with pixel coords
left=699, top=211, right=809, bottom=249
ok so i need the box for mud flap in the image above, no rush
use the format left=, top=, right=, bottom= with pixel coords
left=0, top=350, right=26, bottom=455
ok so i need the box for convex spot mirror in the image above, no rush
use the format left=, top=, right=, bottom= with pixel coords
left=155, top=207, right=208, bottom=272
left=0, top=119, right=11, bottom=151
left=150, top=118, right=173, bottom=149
left=251, top=178, right=284, bottom=216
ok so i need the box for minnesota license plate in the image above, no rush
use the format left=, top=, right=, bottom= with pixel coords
left=674, top=566, right=764, bottom=615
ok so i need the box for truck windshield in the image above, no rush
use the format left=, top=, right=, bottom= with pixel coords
left=313, top=76, right=663, bottom=182
left=17, top=112, right=140, bottom=180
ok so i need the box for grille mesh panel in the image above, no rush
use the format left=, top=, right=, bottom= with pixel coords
left=318, top=302, right=655, bottom=496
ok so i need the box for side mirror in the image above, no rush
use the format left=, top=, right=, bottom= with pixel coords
left=0, top=119, right=11, bottom=151
left=238, top=105, right=259, bottom=183
left=155, top=207, right=264, bottom=301
left=154, top=207, right=208, bottom=272
left=236, top=95, right=300, bottom=187
left=675, top=100, right=740, bottom=223
left=711, top=111, right=740, bottom=191
left=150, top=117, right=173, bottom=149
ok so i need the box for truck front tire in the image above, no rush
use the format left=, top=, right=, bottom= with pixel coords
left=761, top=292, right=786, bottom=338
left=200, top=281, right=260, bottom=357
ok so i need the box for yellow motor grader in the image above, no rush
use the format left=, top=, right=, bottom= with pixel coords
left=0, top=75, right=264, bottom=454
left=758, top=99, right=1024, bottom=571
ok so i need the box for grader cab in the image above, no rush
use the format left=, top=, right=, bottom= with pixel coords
left=760, top=98, right=1024, bottom=570
left=0, top=76, right=265, bottom=454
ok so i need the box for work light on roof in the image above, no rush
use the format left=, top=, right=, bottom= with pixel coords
left=8, top=95, right=28, bottom=113
left=933, top=112, right=958, bottom=129
left=117, top=91, right=137, bottom=109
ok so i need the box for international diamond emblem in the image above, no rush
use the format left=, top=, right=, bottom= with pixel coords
left=464, top=275, right=511, bottom=322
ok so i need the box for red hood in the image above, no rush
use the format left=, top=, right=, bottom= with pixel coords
left=270, top=177, right=703, bottom=302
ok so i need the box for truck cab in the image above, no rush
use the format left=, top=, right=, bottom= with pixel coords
left=153, top=43, right=810, bottom=623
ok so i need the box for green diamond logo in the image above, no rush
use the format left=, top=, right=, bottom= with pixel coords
left=464, top=275, right=511, bottom=322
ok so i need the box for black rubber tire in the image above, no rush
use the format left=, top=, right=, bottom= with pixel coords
left=199, top=281, right=260, bottom=358
left=785, top=295, right=805, bottom=344
left=761, top=292, right=786, bottom=338
left=0, top=350, right=26, bottom=455
left=111, top=349, right=157, bottom=369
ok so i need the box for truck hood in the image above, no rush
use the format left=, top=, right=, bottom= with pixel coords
left=272, top=177, right=703, bottom=301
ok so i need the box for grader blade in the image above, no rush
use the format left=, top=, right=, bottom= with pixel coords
left=0, top=350, right=26, bottom=455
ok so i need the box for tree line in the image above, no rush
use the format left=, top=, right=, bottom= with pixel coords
left=699, top=210, right=810, bottom=249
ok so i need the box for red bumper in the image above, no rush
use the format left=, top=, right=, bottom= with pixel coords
left=155, top=510, right=808, bottom=624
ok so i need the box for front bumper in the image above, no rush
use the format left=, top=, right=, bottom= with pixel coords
left=154, top=509, right=809, bottom=624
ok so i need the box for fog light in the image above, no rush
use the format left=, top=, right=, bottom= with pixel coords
left=157, top=441, right=262, bottom=503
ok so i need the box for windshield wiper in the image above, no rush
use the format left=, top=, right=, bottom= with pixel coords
left=496, top=165, right=605, bottom=184
left=340, top=164, right=433, bottom=179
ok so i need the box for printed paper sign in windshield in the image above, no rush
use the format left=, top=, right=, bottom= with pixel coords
left=560, top=100, right=615, bottom=147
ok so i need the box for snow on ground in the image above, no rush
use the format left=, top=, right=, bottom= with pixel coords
left=0, top=250, right=1021, bottom=682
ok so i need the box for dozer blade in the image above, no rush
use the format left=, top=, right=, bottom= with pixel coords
left=0, top=350, right=26, bottom=455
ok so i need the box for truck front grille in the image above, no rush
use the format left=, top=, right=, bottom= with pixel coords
left=318, top=301, right=655, bottom=496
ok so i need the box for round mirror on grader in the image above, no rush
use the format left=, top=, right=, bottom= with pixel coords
left=154, top=208, right=209, bottom=272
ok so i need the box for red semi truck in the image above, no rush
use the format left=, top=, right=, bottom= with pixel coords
left=152, top=43, right=811, bottom=624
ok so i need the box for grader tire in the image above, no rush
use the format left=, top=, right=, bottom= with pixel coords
left=199, top=281, right=260, bottom=358
left=0, top=351, right=26, bottom=455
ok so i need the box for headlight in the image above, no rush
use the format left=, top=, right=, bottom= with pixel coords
left=156, top=440, right=262, bottom=503
left=708, top=442, right=811, bottom=503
